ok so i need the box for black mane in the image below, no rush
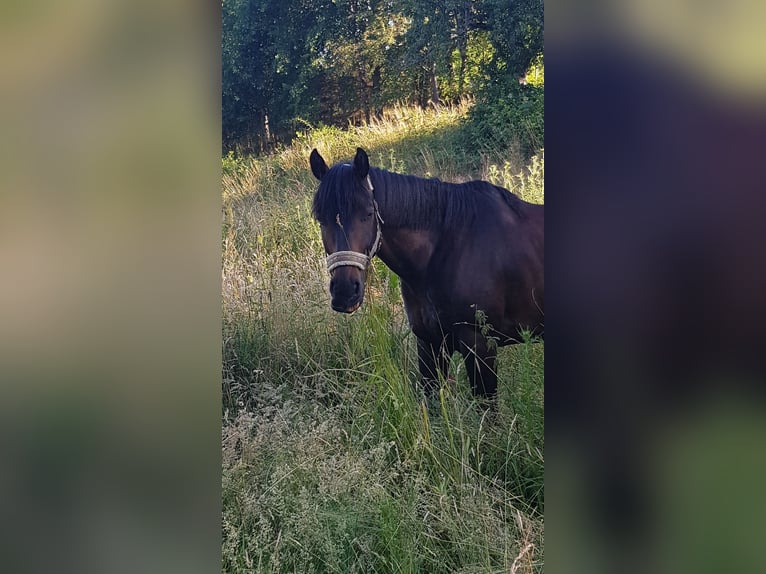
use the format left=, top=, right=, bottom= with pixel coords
left=370, top=169, right=525, bottom=229
left=312, top=163, right=526, bottom=230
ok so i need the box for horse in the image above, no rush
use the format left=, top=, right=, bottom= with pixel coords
left=309, top=147, right=544, bottom=399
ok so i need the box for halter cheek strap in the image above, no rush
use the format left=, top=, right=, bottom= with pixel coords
left=326, top=175, right=384, bottom=273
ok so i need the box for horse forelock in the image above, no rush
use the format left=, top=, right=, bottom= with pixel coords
left=311, top=164, right=369, bottom=226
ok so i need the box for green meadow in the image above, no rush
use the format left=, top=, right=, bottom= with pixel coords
left=222, top=102, right=544, bottom=573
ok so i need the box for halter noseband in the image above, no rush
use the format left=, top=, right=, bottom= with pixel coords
left=326, top=174, right=384, bottom=274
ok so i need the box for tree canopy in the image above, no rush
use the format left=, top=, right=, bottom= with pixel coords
left=222, top=0, right=543, bottom=152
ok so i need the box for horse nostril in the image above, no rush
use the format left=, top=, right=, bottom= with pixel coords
left=329, top=278, right=336, bottom=292
left=354, top=280, right=360, bottom=295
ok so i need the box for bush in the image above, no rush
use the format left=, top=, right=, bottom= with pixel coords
left=462, top=81, right=544, bottom=159
left=222, top=150, right=252, bottom=179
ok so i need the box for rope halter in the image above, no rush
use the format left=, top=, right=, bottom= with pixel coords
left=326, top=174, right=384, bottom=274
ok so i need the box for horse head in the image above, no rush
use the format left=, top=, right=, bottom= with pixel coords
left=310, top=147, right=383, bottom=313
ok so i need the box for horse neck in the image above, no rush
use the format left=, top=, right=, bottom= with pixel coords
left=376, top=225, right=436, bottom=284
left=371, top=170, right=440, bottom=283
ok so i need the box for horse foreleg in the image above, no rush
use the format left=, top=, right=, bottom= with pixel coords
left=456, top=331, right=498, bottom=400
left=416, top=337, right=450, bottom=396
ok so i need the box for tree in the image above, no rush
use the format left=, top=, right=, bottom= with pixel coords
left=221, top=0, right=544, bottom=152
left=482, top=0, right=543, bottom=79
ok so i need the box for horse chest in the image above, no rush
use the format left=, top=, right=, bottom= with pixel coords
left=401, top=283, right=442, bottom=341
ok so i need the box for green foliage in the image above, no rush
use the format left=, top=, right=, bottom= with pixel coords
left=523, top=53, right=545, bottom=87
left=460, top=55, right=545, bottom=160
left=222, top=150, right=253, bottom=179
left=222, top=0, right=544, bottom=152
left=222, top=104, right=544, bottom=572
left=482, top=0, right=544, bottom=79
left=462, top=79, right=544, bottom=160
left=486, top=150, right=544, bottom=204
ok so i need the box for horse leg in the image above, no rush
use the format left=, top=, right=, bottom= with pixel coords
left=456, top=331, right=498, bottom=400
left=417, top=337, right=450, bottom=396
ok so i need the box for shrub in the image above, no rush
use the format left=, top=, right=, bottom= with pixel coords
left=462, top=80, right=544, bottom=159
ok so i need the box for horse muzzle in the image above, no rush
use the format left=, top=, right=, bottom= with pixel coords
left=329, top=275, right=364, bottom=314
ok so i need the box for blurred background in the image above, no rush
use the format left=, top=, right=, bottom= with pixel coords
left=546, top=1, right=766, bottom=573
left=2, top=0, right=766, bottom=573
left=0, top=2, right=221, bottom=573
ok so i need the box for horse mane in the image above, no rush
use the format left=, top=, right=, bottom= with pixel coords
left=371, top=168, right=526, bottom=230
left=311, top=163, right=526, bottom=230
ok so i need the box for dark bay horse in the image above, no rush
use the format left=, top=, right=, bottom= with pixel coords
left=310, top=147, right=544, bottom=399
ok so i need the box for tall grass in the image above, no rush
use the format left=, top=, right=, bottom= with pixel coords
left=222, top=102, right=544, bottom=573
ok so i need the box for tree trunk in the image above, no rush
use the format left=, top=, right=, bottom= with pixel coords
left=458, top=44, right=467, bottom=95
left=372, top=65, right=383, bottom=119
left=358, top=69, right=371, bottom=124
left=430, top=60, right=441, bottom=105
left=456, top=2, right=470, bottom=97
left=263, top=110, right=271, bottom=148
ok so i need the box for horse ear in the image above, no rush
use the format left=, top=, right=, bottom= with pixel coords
left=353, top=147, right=369, bottom=179
left=310, top=149, right=329, bottom=180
